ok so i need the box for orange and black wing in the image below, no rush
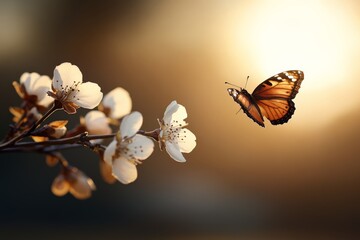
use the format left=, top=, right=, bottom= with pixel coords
left=252, top=70, right=304, bottom=125
left=235, top=89, right=265, bottom=127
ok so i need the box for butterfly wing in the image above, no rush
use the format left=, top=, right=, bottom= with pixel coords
left=252, top=70, right=304, bottom=125
left=230, top=88, right=265, bottom=127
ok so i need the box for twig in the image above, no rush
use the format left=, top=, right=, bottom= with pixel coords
left=0, top=101, right=62, bottom=150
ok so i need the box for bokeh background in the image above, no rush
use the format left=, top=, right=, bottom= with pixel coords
left=1, top=0, right=360, bottom=238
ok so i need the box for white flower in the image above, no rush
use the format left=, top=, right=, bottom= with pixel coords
left=158, top=101, right=196, bottom=162
left=101, top=87, right=132, bottom=119
left=27, top=107, right=43, bottom=122
left=31, top=120, right=68, bottom=143
left=84, top=110, right=111, bottom=135
left=51, top=166, right=96, bottom=200
left=49, top=62, right=103, bottom=114
left=99, top=159, right=116, bottom=184
left=13, top=72, right=53, bottom=107
left=104, top=111, right=154, bottom=184
left=48, top=120, right=68, bottom=139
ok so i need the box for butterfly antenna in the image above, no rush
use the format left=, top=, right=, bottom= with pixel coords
left=224, top=82, right=241, bottom=89
left=244, top=76, right=250, bottom=89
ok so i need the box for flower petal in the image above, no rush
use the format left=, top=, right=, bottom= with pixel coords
left=163, top=101, right=188, bottom=126
left=177, top=128, right=197, bottom=153
left=104, top=140, right=117, bottom=166
left=102, top=87, right=132, bottom=119
left=49, top=120, right=68, bottom=128
left=120, top=111, right=143, bottom=139
left=31, top=75, right=53, bottom=106
left=170, top=103, right=188, bottom=123
left=51, top=174, right=70, bottom=197
left=84, top=110, right=111, bottom=135
left=163, top=100, right=179, bottom=124
left=37, top=95, right=54, bottom=107
left=72, top=82, right=103, bottom=109
left=53, top=62, right=83, bottom=91
left=99, top=159, right=117, bottom=184
left=112, top=156, right=138, bottom=184
left=12, top=81, right=25, bottom=98
left=20, top=72, right=30, bottom=84
left=50, top=126, right=67, bottom=139
left=20, top=72, right=40, bottom=91
left=126, top=134, right=154, bottom=160
left=69, top=172, right=96, bottom=200
left=20, top=73, right=54, bottom=107
left=165, top=141, right=187, bottom=163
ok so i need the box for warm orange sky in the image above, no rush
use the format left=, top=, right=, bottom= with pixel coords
left=1, top=0, right=360, bottom=237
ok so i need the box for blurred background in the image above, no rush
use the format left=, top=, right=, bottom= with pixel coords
left=1, top=0, right=360, bottom=238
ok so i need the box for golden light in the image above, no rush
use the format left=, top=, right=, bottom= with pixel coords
left=231, top=0, right=360, bottom=127
left=1, top=1, right=360, bottom=237
left=109, top=0, right=360, bottom=128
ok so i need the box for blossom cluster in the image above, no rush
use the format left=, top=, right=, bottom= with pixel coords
left=1, top=62, right=197, bottom=199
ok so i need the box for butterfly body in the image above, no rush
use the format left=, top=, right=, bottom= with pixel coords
left=227, top=70, right=304, bottom=127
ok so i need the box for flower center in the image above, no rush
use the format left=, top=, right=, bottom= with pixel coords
left=57, top=80, right=81, bottom=102
left=162, top=120, right=188, bottom=144
left=116, top=138, right=143, bottom=165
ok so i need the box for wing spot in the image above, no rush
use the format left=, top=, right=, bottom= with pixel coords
left=264, top=81, right=272, bottom=86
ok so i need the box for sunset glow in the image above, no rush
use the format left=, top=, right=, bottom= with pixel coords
left=1, top=0, right=360, bottom=238
left=227, top=0, right=360, bottom=127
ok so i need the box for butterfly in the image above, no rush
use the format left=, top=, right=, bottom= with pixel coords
left=226, top=70, right=304, bottom=127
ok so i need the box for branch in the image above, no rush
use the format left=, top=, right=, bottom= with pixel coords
left=0, top=129, right=160, bottom=154
left=1, top=143, right=83, bottom=153
left=0, top=132, right=115, bottom=152
left=0, top=101, right=62, bottom=150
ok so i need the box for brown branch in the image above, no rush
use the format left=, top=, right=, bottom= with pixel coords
left=0, top=128, right=160, bottom=154
left=0, top=132, right=115, bottom=153
left=0, top=101, right=62, bottom=150
left=1, top=143, right=83, bottom=153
